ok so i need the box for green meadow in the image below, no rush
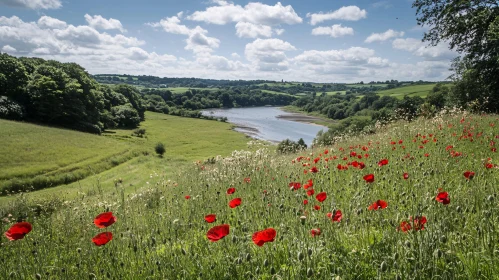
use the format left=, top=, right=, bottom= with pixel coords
left=377, top=84, right=437, bottom=99
left=0, top=112, right=253, bottom=203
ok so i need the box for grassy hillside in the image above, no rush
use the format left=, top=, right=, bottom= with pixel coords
left=1, top=112, right=497, bottom=279
left=167, top=87, right=220, bottom=94
left=377, top=84, right=436, bottom=99
left=0, top=112, right=252, bottom=199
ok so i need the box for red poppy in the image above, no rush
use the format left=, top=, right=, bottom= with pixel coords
left=463, top=171, right=475, bottom=179
left=398, top=221, right=411, bottom=232
left=207, top=224, right=230, bottom=242
left=368, top=200, right=388, bottom=210
left=204, top=214, right=217, bottom=223
left=314, top=157, right=321, bottom=164
left=378, top=159, right=389, bottom=166
left=4, top=222, right=32, bottom=241
left=413, top=216, right=427, bottom=231
left=252, top=228, right=276, bottom=246
left=326, top=212, right=332, bottom=218
left=363, top=174, right=375, bottom=183
left=289, top=182, right=301, bottom=190
left=226, top=188, right=236, bottom=194
left=94, top=212, right=117, bottom=228
left=304, top=179, right=313, bottom=189
left=332, top=210, right=342, bottom=222
left=310, top=167, right=319, bottom=173
left=185, top=195, right=191, bottom=200
left=310, top=228, right=321, bottom=237
left=486, top=163, right=495, bottom=169
left=92, top=232, right=113, bottom=246
left=229, top=198, right=242, bottom=208
left=435, top=192, right=450, bottom=204
left=303, top=199, right=309, bottom=205
left=316, top=192, right=327, bottom=202
left=306, top=189, right=315, bottom=196
left=403, top=173, right=409, bottom=180
left=314, top=205, right=321, bottom=210
left=244, top=177, right=251, bottom=183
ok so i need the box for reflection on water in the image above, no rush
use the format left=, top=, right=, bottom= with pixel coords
left=201, top=107, right=328, bottom=146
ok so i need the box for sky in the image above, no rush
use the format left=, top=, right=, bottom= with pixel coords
left=0, top=0, right=458, bottom=83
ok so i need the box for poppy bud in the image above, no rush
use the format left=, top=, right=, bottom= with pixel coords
left=404, top=240, right=411, bottom=248
left=307, top=248, right=313, bottom=256
left=245, top=253, right=251, bottom=262
left=263, top=259, right=269, bottom=267
left=380, top=261, right=388, bottom=272
left=270, top=267, right=276, bottom=275
left=307, top=268, right=313, bottom=277
left=9, top=272, right=16, bottom=278
left=434, top=249, right=443, bottom=258
left=35, top=274, right=42, bottom=280
left=255, top=267, right=260, bottom=274
left=89, top=273, right=97, bottom=280
left=488, top=195, right=494, bottom=202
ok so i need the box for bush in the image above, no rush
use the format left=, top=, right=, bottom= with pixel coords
left=0, top=96, right=25, bottom=120
left=277, top=138, right=307, bottom=154
left=155, top=142, right=166, bottom=157
left=132, top=128, right=146, bottom=137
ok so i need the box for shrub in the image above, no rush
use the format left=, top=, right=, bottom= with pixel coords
left=277, top=138, right=307, bottom=154
left=155, top=143, right=166, bottom=157
left=132, top=128, right=146, bottom=137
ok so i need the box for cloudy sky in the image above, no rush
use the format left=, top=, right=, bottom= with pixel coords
left=0, top=0, right=458, bottom=82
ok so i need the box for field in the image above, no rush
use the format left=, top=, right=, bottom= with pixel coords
left=377, top=84, right=436, bottom=99
left=316, top=91, right=347, bottom=96
left=0, top=112, right=252, bottom=202
left=2, top=111, right=499, bottom=279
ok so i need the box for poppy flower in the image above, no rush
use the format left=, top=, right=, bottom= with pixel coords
left=310, top=167, right=319, bottom=173
left=289, top=182, right=301, bottom=191
left=204, top=214, right=216, bottom=223
left=463, top=171, right=475, bottom=180
left=314, top=205, right=321, bottom=211
left=229, top=198, right=242, bottom=208
left=403, top=173, right=409, bottom=180
left=314, top=157, right=321, bottom=164
left=306, top=189, right=315, bottom=196
left=303, top=199, right=309, bottom=205
left=92, top=232, right=113, bottom=246
left=368, top=200, right=388, bottom=210
left=378, top=159, right=389, bottom=166
left=94, top=212, right=117, bottom=228
left=435, top=192, right=450, bottom=204
left=244, top=177, right=251, bottom=183
left=332, top=210, right=342, bottom=222
left=326, top=212, right=332, bottom=218
left=4, top=222, right=32, bottom=241
left=252, top=228, right=276, bottom=246
left=185, top=195, right=191, bottom=200
left=316, top=192, right=327, bottom=202
left=226, top=188, right=236, bottom=195
left=485, top=163, right=495, bottom=169
left=413, top=216, right=427, bottom=231
left=363, top=174, right=375, bottom=183
left=310, top=228, right=321, bottom=237
left=207, top=224, right=230, bottom=242
left=398, top=221, right=411, bottom=232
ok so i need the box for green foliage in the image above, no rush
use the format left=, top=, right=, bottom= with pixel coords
left=413, top=0, right=499, bottom=112
left=315, top=116, right=374, bottom=146
left=132, top=128, right=146, bottom=138
left=0, top=96, right=24, bottom=120
left=155, top=142, right=166, bottom=157
left=111, top=104, right=141, bottom=128
left=276, top=138, right=307, bottom=154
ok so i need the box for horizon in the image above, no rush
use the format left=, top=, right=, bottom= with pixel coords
left=0, top=0, right=457, bottom=83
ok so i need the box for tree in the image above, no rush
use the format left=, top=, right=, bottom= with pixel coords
left=413, top=0, right=499, bottom=111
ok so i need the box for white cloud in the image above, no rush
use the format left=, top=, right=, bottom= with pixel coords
left=1, top=44, right=16, bottom=53
left=311, top=24, right=354, bottom=38
left=231, top=52, right=240, bottom=59
left=84, top=14, right=126, bottom=33
left=274, top=29, right=285, bottom=36
left=38, top=16, right=67, bottom=29
left=188, top=2, right=302, bottom=25
left=372, top=1, right=392, bottom=9
left=365, top=29, right=404, bottom=43
left=235, top=22, right=272, bottom=38
left=0, top=0, right=61, bottom=9
left=148, top=16, right=220, bottom=53
left=245, top=38, right=296, bottom=71
left=308, top=6, right=367, bottom=25
left=392, top=38, right=456, bottom=61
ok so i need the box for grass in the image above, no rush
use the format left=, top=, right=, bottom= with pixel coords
left=316, top=91, right=347, bottom=96
left=280, top=106, right=337, bottom=127
left=377, top=84, right=436, bottom=99
left=346, top=84, right=389, bottom=88
left=0, top=112, right=252, bottom=201
left=1, top=111, right=498, bottom=279
left=260, top=89, right=294, bottom=96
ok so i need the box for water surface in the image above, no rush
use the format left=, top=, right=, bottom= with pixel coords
left=201, top=107, right=328, bottom=146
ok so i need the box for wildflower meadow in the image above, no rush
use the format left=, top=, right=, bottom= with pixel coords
left=1, top=111, right=499, bottom=279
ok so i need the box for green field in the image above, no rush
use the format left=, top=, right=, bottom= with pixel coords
left=346, top=83, right=389, bottom=88
left=260, top=89, right=294, bottom=96
left=316, top=91, right=347, bottom=96
left=2, top=112, right=498, bottom=279
left=377, top=84, right=436, bottom=99
left=0, top=112, right=253, bottom=201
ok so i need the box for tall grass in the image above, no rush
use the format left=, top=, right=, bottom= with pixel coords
left=1, top=111, right=498, bottom=279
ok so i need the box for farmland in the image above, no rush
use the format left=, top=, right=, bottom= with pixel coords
left=377, top=84, right=437, bottom=99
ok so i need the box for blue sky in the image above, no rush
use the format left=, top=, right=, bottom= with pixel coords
left=0, top=0, right=456, bottom=82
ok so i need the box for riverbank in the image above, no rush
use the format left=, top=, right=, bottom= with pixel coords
left=279, top=105, right=336, bottom=127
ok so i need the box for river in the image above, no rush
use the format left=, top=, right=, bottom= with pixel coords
left=201, top=107, right=328, bottom=146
